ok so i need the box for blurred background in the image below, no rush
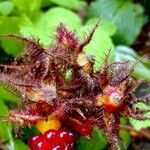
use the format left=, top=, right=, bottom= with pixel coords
left=0, top=0, right=150, bottom=149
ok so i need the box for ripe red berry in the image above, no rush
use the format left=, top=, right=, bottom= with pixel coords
left=44, top=129, right=57, bottom=141
left=57, top=129, right=74, bottom=143
left=28, top=134, right=41, bottom=149
left=34, top=140, right=45, bottom=150
left=28, top=128, right=75, bottom=150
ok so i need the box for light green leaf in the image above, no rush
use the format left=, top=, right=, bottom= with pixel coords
left=88, top=0, right=144, bottom=45
left=115, top=46, right=150, bottom=80
left=76, top=128, right=107, bottom=150
left=14, top=139, right=30, bottom=150
left=0, top=100, right=11, bottom=139
left=119, top=118, right=131, bottom=150
left=0, top=91, right=27, bottom=150
left=130, top=103, right=150, bottom=130
left=0, top=100, right=14, bottom=150
left=0, top=1, right=14, bottom=16
left=49, top=0, right=86, bottom=10
left=99, top=20, right=117, bottom=36
left=79, top=19, right=115, bottom=71
left=0, top=16, right=23, bottom=56
left=0, top=85, right=18, bottom=102
left=119, top=129, right=131, bottom=150
left=116, top=46, right=150, bottom=134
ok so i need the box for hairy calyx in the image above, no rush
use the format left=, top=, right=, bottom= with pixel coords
left=0, top=22, right=149, bottom=150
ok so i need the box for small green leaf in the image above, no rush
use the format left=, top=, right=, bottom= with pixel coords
left=21, top=126, right=40, bottom=142
left=49, top=0, right=86, bottom=10
left=14, top=139, right=30, bottom=150
left=130, top=103, right=150, bottom=130
left=0, top=100, right=11, bottom=140
left=119, top=129, right=131, bottom=150
left=115, top=46, right=150, bottom=80
left=0, top=85, right=18, bottom=102
left=77, top=128, right=107, bottom=150
left=78, top=19, right=115, bottom=71
left=0, top=1, right=14, bottom=16
left=0, top=100, right=14, bottom=150
left=0, top=16, right=23, bottom=56
left=99, top=20, right=117, bottom=36
left=1, top=38, right=23, bottom=57
left=88, top=0, right=144, bottom=45
left=119, top=118, right=131, bottom=150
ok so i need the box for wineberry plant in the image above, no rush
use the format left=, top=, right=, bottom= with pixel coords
left=0, top=22, right=150, bottom=150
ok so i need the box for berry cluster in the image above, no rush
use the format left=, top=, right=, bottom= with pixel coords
left=28, top=128, right=75, bottom=150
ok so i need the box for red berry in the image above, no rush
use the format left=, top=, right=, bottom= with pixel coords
left=44, top=129, right=57, bottom=141
left=28, top=135, right=48, bottom=150
left=68, top=132, right=75, bottom=143
left=28, top=135, right=41, bottom=149
left=58, top=129, right=68, bottom=143
left=34, top=140, right=45, bottom=150
left=29, top=128, right=75, bottom=150
left=57, top=129, right=74, bottom=143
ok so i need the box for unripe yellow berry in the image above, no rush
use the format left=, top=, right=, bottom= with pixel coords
left=36, top=116, right=61, bottom=134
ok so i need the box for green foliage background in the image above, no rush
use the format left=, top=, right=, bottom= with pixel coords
left=0, top=0, right=150, bottom=149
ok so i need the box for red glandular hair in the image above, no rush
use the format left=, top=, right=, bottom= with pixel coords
left=0, top=22, right=150, bottom=150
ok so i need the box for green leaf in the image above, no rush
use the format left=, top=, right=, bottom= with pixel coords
left=116, top=46, right=150, bottom=132
left=0, top=16, right=23, bottom=56
left=21, top=126, right=40, bottom=142
left=135, top=82, right=150, bottom=97
left=142, top=60, right=150, bottom=70
left=41, top=0, right=53, bottom=8
left=115, top=46, right=150, bottom=80
left=0, top=1, right=14, bottom=16
left=49, top=0, right=86, bottom=10
left=119, top=118, right=131, bottom=150
left=0, top=85, right=18, bottom=102
left=14, top=139, right=29, bottom=150
left=0, top=90, right=26, bottom=150
left=0, top=100, right=11, bottom=139
left=88, top=0, right=144, bottom=45
left=76, top=128, right=107, bottom=150
left=0, top=94, right=27, bottom=150
left=11, top=0, right=41, bottom=14
left=0, top=100, right=15, bottom=150
left=99, top=20, right=117, bottom=36
left=78, top=19, right=115, bottom=71
left=119, top=129, right=131, bottom=150
left=1, top=38, right=23, bottom=57
left=130, top=103, right=150, bottom=130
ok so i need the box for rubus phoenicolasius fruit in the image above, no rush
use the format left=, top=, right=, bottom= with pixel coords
left=0, top=21, right=150, bottom=150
